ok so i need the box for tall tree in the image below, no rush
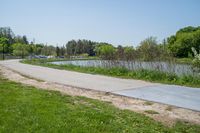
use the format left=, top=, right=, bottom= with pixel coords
left=96, top=44, right=116, bottom=60
left=137, top=37, right=160, bottom=61
left=12, top=43, right=29, bottom=58
left=0, top=37, right=9, bottom=60
left=167, top=26, right=200, bottom=57
left=0, top=27, right=14, bottom=44
left=56, top=46, right=60, bottom=57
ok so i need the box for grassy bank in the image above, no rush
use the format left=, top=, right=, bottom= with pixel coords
left=0, top=74, right=200, bottom=132
left=22, top=59, right=200, bottom=88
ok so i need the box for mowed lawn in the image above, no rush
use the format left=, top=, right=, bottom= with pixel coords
left=0, top=76, right=200, bottom=133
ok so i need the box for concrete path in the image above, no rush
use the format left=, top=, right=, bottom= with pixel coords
left=1, top=59, right=200, bottom=111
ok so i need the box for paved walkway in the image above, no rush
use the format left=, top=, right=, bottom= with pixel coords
left=1, top=59, right=200, bottom=111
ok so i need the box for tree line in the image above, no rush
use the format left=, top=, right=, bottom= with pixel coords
left=0, top=27, right=66, bottom=59
left=0, top=26, right=200, bottom=60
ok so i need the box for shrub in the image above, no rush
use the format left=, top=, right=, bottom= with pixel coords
left=191, top=47, right=200, bottom=73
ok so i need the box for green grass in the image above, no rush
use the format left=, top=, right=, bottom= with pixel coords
left=0, top=75, right=200, bottom=133
left=22, top=59, right=200, bottom=88
left=175, top=58, right=193, bottom=64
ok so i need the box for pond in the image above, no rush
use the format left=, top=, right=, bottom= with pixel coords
left=50, top=60, right=195, bottom=76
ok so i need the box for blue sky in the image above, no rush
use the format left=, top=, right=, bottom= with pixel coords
left=1, top=0, right=200, bottom=46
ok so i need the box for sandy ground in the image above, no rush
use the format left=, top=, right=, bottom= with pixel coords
left=0, top=65, right=200, bottom=126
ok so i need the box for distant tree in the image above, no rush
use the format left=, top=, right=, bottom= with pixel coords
left=177, top=26, right=200, bottom=34
left=12, top=43, right=29, bottom=58
left=0, top=37, right=9, bottom=59
left=41, top=45, right=56, bottom=56
left=66, top=39, right=96, bottom=56
left=117, top=45, right=124, bottom=59
left=60, top=46, right=66, bottom=56
left=137, top=37, right=161, bottom=61
left=0, top=37, right=9, bottom=52
left=66, top=40, right=76, bottom=56
left=96, top=44, right=116, bottom=60
left=0, top=27, right=15, bottom=44
left=27, top=44, right=34, bottom=55
left=29, top=44, right=44, bottom=55
left=124, top=46, right=137, bottom=61
left=14, top=35, right=29, bottom=44
left=22, top=35, right=29, bottom=44
left=56, top=46, right=60, bottom=57
left=167, top=26, right=200, bottom=57
left=191, top=47, right=200, bottom=73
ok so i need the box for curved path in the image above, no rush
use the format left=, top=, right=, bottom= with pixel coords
left=1, top=59, right=200, bottom=111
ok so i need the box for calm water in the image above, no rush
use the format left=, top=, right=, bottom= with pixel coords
left=50, top=60, right=194, bottom=76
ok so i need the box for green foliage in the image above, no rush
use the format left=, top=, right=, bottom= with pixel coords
left=40, top=45, right=56, bottom=56
left=0, top=37, right=10, bottom=53
left=175, top=58, right=193, bottom=64
left=123, top=46, right=137, bottom=60
left=0, top=76, right=200, bottom=132
left=56, top=46, right=60, bottom=57
left=12, top=43, right=29, bottom=58
left=95, top=44, right=116, bottom=60
left=0, top=44, right=3, bottom=53
left=191, top=47, right=200, bottom=72
left=0, top=27, right=15, bottom=44
left=79, top=53, right=89, bottom=57
left=1, top=26, right=200, bottom=63
left=137, top=37, right=165, bottom=61
left=66, top=39, right=96, bottom=56
left=14, top=35, right=29, bottom=44
left=2, top=26, right=200, bottom=61
left=167, top=26, right=200, bottom=57
left=0, top=27, right=67, bottom=58
left=0, top=37, right=9, bottom=44
left=177, top=26, right=200, bottom=34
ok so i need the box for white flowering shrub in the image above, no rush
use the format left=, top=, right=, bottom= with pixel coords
left=192, top=47, right=200, bottom=73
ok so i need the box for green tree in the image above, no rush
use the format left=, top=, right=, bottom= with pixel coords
left=137, top=37, right=161, bottom=61
left=96, top=44, right=116, bottom=60
left=60, top=46, right=66, bottom=56
left=0, top=37, right=9, bottom=52
left=0, top=37, right=9, bottom=60
left=14, top=35, right=29, bottom=44
left=41, top=45, right=56, bottom=56
left=167, top=26, right=200, bottom=57
left=33, top=44, right=44, bottom=55
left=0, top=27, right=15, bottom=44
left=191, top=47, right=200, bottom=72
left=12, top=43, right=29, bottom=58
left=56, top=46, right=60, bottom=57
left=124, top=46, right=137, bottom=61
left=66, top=39, right=96, bottom=56
left=116, top=45, right=124, bottom=60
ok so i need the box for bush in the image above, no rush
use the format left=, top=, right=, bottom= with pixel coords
left=191, top=47, right=200, bottom=73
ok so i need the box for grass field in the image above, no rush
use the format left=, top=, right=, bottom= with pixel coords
left=0, top=73, right=200, bottom=133
left=22, top=59, right=200, bottom=88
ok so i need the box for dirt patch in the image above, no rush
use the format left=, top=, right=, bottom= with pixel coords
left=0, top=65, right=200, bottom=126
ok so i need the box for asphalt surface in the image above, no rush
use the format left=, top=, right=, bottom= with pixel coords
left=1, top=59, right=200, bottom=111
